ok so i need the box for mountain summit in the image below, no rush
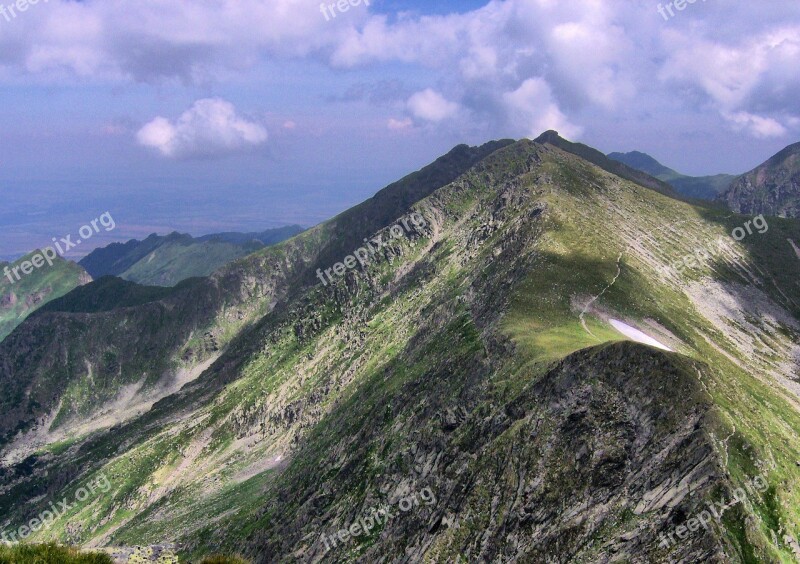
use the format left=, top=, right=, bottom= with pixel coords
left=722, top=141, right=800, bottom=218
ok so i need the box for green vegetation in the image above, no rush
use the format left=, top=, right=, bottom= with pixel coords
left=0, top=252, right=90, bottom=341
left=198, top=556, right=249, bottom=564
left=79, top=227, right=303, bottom=287
left=608, top=150, right=737, bottom=200
left=0, top=544, right=112, bottom=564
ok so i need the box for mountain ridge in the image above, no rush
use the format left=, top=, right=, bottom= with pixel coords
left=722, top=141, right=800, bottom=218
left=79, top=225, right=304, bottom=287
left=0, top=252, right=92, bottom=342
left=607, top=150, right=737, bottom=200
left=0, top=137, right=798, bottom=562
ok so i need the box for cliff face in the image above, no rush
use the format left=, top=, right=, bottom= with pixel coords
left=722, top=142, right=800, bottom=217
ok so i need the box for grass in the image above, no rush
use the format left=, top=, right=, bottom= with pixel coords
left=0, top=544, right=113, bottom=564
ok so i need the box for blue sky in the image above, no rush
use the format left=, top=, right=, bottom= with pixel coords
left=0, top=0, right=799, bottom=259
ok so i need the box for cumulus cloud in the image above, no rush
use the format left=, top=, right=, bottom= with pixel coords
left=503, top=78, right=583, bottom=139
left=722, top=111, right=787, bottom=139
left=136, top=98, right=267, bottom=159
left=2, top=0, right=800, bottom=143
left=407, top=89, right=459, bottom=122
left=659, top=25, right=800, bottom=137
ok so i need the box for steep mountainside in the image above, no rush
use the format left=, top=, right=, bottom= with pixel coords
left=722, top=141, right=800, bottom=218
left=0, top=138, right=799, bottom=563
left=0, top=253, right=91, bottom=342
left=608, top=150, right=736, bottom=200
left=78, top=226, right=304, bottom=287
left=0, top=140, right=511, bottom=453
left=534, top=130, right=682, bottom=200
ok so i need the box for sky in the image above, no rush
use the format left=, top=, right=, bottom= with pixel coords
left=0, top=0, right=799, bottom=259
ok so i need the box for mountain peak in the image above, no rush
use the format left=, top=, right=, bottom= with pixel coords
left=533, top=131, right=681, bottom=199
left=533, top=130, right=561, bottom=144
left=722, top=139, right=800, bottom=217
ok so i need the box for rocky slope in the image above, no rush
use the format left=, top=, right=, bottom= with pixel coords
left=0, top=140, right=512, bottom=452
left=0, top=137, right=798, bottom=563
left=722, top=141, right=800, bottom=217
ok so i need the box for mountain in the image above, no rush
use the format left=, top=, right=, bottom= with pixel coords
left=534, top=130, right=683, bottom=199
left=0, top=252, right=91, bottom=342
left=608, top=150, right=737, bottom=200
left=1, top=137, right=799, bottom=562
left=78, top=225, right=304, bottom=287
left=721, top=141, right=800, bottom=218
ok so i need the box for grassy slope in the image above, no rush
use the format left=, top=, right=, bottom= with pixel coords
left=119, top=239, right=264, bottom=287
left=501, top=147, right=800, bottom=561
left=2, top=141, right=799, bottom=562
left=0, top=253, right=90, bottom=342
left=0, top=543, right=112, bottom=563
left=0, top=140, right=509, bottom=454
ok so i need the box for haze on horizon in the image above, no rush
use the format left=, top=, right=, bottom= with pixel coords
left=0, top=0, right=798, bottom=259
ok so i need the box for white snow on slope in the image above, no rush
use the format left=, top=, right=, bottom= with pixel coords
left=610, top=319, right=673, bottom=351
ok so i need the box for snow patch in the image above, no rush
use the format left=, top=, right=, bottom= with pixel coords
left=610, top=319, right=673, bottom=351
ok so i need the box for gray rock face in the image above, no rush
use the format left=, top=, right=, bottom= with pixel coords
left=722, top=142, right=800, bottom=217
left=247, top=341, right=734, bottom=563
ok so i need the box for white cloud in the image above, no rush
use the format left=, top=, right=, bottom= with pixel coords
left=136, top=98, right=267, bottom=159
left=659, top=25, right=800, bottom=138
left=722, top=111, right=787, bottom=139
left=503, top=78, right=583, bottom=139
left=387, top=117, right=413, bottom=131
left=406, top=89, right=459, bottom=122
left=1, top=0, right=799, bottom=145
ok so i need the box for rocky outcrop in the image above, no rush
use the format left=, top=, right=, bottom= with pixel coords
left=247, top=342, right=733, bottom=563
left=722, top=141, right=800, bottom=217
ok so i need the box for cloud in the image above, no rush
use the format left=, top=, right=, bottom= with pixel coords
left=503, top=78, right=583, bottom=139
left=406, top=89, right=459, bottom=122
left=387, top=117, right=413, bottom=131
left=136, top=98, right=267, bottom=159
left=2, top=0, right=799, bottom=144
left=722, top=111, right=787, bottom=139
left=659, top=25, right=800, bottom=138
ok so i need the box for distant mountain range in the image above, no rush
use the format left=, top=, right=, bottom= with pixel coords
left=78, top=225, right=304, bottom=287
left=0, top=252, right=91, bottom=342
left=1, top=135, right=798, bottom=562
left=0, top=225, right=303, bottom=344
left=608, top=145, right=800, bottom=218
left=607, top=150, right=737, bottom=200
